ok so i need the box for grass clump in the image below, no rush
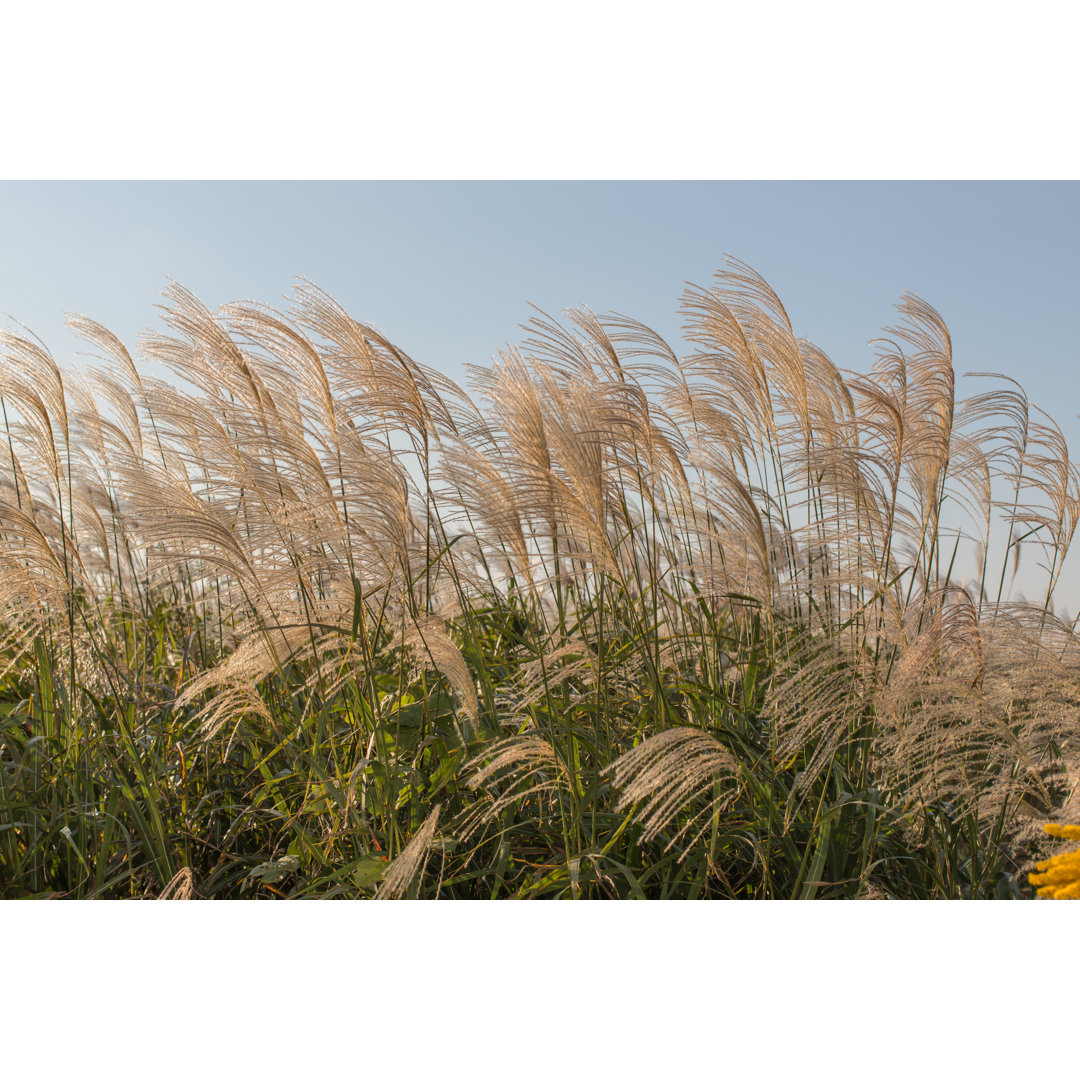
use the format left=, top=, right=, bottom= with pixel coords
left=1, top=259, right=1077, bottom=899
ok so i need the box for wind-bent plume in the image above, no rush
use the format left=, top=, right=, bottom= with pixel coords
left=375, top=804, right=442, bottom=900
left=607, top=728, right=739, bottom=854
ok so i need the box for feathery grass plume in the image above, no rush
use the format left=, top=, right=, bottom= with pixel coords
left=513, top=638, right=598, bottom=716
left=436, top=437, right=536, bottom=584
left=869, top=596, right=1068, bottom=828
left=158, top=866, right=199, bottom=899
left=0, top=329, right=71, bottom=474
left=525, top=305, right=691, bottom=500
left=175, top=621, right=320, bottom=749
left=0, top=334, right=80, bottom=594
left=468, top=349, right=567, bottom=575
left=457, top=734, right=572, bottom=843
left=292, top=279, right=461, bottom=447
left=765, top=626, right=878, bottom=820
left=679, top=450, right=777, bottom=610
left=118, top=454, right=266, bottom=598
left=474, top=341, right=644, bottom=584
left=66, top=313, right=145, bottom=392
left=179, top=621, right=318, bottom=700
left=607, top=727, right=739, bottom=854
left=0, top=499, right=76, bottom=613
left=1001, top=409, right=1080, bottom=609
left=391, top=614, right=478, bottom=736
left=144, top=282, right=277, bottom=413
left=186, top=681, right=275, bottom=748
left=375, top=804, right=442, bottom=899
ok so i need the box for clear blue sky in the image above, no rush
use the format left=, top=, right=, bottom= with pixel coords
left=3, top=181, right=1078, bottom=604
left=3, top=182, right=1076, bottom=413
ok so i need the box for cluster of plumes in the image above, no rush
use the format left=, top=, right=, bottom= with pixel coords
left=1, top=259, right=1079, bottom=869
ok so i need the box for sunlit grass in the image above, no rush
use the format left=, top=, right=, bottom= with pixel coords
left=1, top=261, right=1076, bottom=898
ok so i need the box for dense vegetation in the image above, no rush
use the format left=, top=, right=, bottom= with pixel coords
left=1, top=260, right=1077, bottom=898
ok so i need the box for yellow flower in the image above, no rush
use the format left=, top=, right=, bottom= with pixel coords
left=1029, top=824, right=1080, bottom=899
left=1044, top=822, right=1080, bottom=841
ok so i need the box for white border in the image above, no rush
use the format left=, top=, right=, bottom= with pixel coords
left=1, top=2, right=1078, bottom=178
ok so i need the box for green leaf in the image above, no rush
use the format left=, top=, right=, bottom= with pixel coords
left=798, top=820, right=833, bottom=900
left=246, top=854, right=300, bottom=885
left=352, top=855, right=389, bottom=890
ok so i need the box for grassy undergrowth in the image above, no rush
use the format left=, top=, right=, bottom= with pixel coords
left=1, top=261, right=1077, bottom=898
